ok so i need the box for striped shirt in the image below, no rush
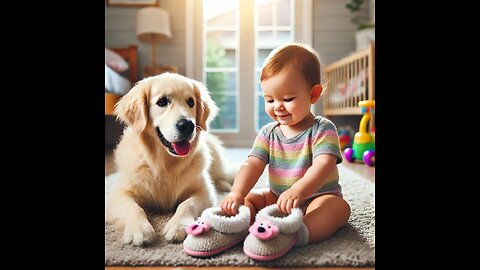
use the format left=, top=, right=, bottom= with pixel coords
left=249, top=116, right=343, bottom=198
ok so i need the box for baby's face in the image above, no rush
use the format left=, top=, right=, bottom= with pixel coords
left=261, top=65, right=313, bottom=127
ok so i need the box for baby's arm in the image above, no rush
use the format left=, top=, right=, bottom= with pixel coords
left=221, top=156, right=266, bottom=215
left=277, top=154, right=337, bottom=214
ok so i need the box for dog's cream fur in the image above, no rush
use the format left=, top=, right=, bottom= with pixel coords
left=105, top=73, right=237, bottom=246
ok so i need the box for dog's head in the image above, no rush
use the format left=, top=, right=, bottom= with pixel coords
left=114, top=72, right=218, bottom=157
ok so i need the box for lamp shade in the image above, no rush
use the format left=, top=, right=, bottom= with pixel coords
left=136, top=7, right=172, bottom=43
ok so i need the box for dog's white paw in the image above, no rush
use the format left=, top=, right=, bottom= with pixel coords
left=123, top=221, right=156, bottom=246
left=163, top=218, right=188, bottom=242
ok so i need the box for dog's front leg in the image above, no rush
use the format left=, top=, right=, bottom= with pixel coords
left=163, top=193, right=213, bottom=242
left=106, top=192, right=156, bottom=246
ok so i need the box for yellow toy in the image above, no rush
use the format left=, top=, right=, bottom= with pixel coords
left=344, top=100, right=375, bottom=166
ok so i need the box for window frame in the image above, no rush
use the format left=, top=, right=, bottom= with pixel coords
left=186, top=0, right=312, bottom=147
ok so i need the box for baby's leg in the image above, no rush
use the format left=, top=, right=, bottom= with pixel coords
left=303, top=194, right=351, bottom=244
left=244, top=188, right=278, bottom=224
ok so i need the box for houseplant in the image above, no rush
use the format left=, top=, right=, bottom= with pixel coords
left=346, top=0, right=375, bottom=51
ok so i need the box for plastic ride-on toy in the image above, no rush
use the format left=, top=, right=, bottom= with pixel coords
left=344, top=100, right=375, bottom=166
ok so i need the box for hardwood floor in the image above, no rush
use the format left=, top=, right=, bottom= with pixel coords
left=104, top=147, right=375, bottom=270
left=338, top=156, right=375, bottom=183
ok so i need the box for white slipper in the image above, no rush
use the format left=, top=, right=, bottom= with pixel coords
left=183, top=205, right=251, bottom=257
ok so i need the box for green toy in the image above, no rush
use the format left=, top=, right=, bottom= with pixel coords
left=344, top=100, right=375, bottom=166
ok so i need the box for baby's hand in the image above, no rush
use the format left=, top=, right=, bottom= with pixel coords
left=220, top=191, right=244, bottom=216
left=277, top=188, right=303, bottom=214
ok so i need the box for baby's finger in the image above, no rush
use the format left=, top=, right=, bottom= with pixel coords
left=221, top=201, right=229, bottom=213
left=293, top=198, right=299, bottom=209
left=221, top=200, right=228, bottom=210
left=227, top=200, right=234, bottom=211
left=285, top=199, right=294, bottom=214
left=231, top=201, right=238, bottom=214
left=277, top=198, right=286, bottom=214
left=282, top=200, right=289, bottom=214
left=223, top=203, right=231, bottom=215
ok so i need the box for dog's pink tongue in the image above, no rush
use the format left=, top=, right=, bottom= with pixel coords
left=172, top=141, right=191, bottom=156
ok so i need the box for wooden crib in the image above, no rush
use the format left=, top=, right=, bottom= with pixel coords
left=322, top=42, right=375, bottom=117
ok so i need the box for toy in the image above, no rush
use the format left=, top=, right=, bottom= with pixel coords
left=338, top=126, right=353, bottom=150
left=344, top=100, right=375, bottom=166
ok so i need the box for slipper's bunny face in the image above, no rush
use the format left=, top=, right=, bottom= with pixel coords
left=186, top=218, right=211, bottom=236
left=249, top=220, right=279, bottom=240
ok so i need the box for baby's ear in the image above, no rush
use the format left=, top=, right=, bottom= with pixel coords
left=114, top=80, right=150, bottom=133
left=310, top=84, right=323, bottom=103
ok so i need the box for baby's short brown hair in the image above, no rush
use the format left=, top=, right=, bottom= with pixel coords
left=260, top=43, right=321, bottom=88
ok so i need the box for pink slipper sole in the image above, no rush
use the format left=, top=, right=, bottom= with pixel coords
left=243, top=234, right=298, bottom=261
left=183, top=205, right=251, bottom=257
left=183, top=232, right=248, bottom=257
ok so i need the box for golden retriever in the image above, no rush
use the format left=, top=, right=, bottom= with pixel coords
left=105, top=73, right=237, bottom=246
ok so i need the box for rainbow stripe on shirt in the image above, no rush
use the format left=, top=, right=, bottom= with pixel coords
left=249, top=116, right=343, bottom=198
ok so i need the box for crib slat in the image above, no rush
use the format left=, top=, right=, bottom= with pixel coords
left=368, top=43, right=375, bottom=101
left=361, top=55, right=366, bottom=102
left=323, top=43, right=375, bottom=118
left=324, top=107, right=362, bottom=115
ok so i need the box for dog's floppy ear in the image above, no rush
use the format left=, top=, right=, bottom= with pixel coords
left=193, top=80, right=219, bottom=131
left=114, top=80, right=150, bottom=133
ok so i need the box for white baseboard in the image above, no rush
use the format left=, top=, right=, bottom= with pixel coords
left=221, top=139, right=254, bottom=148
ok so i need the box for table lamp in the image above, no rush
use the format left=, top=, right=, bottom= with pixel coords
left=136, top=7, right=172, bottom=68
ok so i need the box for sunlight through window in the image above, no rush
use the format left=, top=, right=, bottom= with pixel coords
left=203, top=0, right=293, bottom=132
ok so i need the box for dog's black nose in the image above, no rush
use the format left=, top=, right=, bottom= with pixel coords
left=176, top=119, right=195, bottom=138
left=257, top=226, right=266, bottom=233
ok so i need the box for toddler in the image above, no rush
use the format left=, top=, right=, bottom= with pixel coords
left=220, top=43, right=351, bottom=244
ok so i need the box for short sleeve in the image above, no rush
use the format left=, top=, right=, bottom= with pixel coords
left=248, top=123, right=275, bottom=164
left=312, top=118, right=343, bottom=164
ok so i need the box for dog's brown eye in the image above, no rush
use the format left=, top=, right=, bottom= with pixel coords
left=157, top=97, right=169, bottom=107
left=187, top=97, right=194, bottom=108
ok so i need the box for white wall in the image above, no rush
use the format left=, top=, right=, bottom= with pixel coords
left=105, top=0, right=370, bottom=85
left=312, top=0, right=370, bottom=116
left=105, top=0, right=372, bottom=145
left=105, top=0, right=187, bottom=81
left=312, top=0, right=369, bottom=65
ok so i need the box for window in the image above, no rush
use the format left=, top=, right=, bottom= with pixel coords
left=254, top=0, right=294, bottom=130
left=203, top=0, right=239, bottom=131
left=187, top=0, right=312, bottom=147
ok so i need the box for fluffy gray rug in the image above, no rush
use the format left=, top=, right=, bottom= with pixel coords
left=105, top=163, right=375, bottom=267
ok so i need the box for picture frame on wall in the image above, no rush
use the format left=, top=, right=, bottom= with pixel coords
left=106, top=0, right=158, bottom=7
